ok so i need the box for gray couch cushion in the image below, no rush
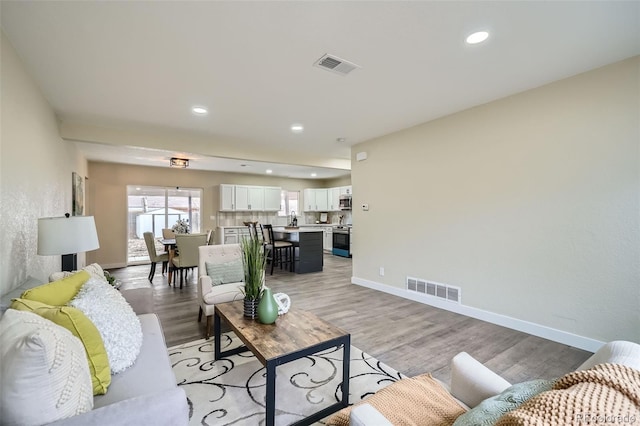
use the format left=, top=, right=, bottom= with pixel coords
left=93, top=314, right=177, bottom=409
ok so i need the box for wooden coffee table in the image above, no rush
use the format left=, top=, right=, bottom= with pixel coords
left=214, top=301, right=351, bottom=426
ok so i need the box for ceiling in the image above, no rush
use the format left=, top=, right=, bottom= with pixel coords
left=2, top=1, right=638, bottom=179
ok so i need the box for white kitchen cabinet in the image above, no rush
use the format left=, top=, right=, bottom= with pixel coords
left=315, top=188, right=328, bottom=211
left=247, top=186, right=264, bottom=211
left=220, top=184, right=279, bottom=211
left=304, top=188, right=328, bottom=212
left=263, top=187, right=281, bottom=211
left=329, top=187, right=341, bottom=211
left=236, top=185, right=263, bottom=210
left=340, top=185, right=352, bottom=196
left=234, top=186, right=250, bottom=210
left=323, top=226, right=333, bottom=251
left=303, top=189, right=315, bottom=212
left=219, top=227, right=239, bottom=244
left=220, top=184, right=235, bottom=211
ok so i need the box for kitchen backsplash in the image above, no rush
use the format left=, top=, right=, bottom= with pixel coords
left=217, top=211, right=351, bottom=227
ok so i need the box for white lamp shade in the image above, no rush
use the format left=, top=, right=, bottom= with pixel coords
left=37, top=216, right=100, bottom=255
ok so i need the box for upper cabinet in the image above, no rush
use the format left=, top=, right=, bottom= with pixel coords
left=303, top=188, right=328, bottom=212
left=329, top=187, right=341, bottom=211
left=304, top=185, right=352, bottom=212
left=220, top=184, right=236, bottom=211
left=219, top=185, right=281, bottom=212
left=263, top=187, right=282, bottom=211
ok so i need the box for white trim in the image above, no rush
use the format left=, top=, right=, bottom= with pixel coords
left=101, top=262, right=127, bottom=269
left=352, top=276, right=603, bottom=352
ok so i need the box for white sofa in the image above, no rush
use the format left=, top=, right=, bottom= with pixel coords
left=0, top=272, right=189, bottom=426
left=350, top=340, right=640, bottom=425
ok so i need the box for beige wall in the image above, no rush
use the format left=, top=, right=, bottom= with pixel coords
left=351, top=57, right=640, bottom=345
left=0, top=31, right=87, bottom=295
left=87, top=162, right=331, bottom=267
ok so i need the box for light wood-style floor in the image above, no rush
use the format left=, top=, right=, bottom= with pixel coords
left=110, top=253, right=592, bottom=384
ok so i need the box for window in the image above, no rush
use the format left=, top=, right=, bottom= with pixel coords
left=126, top=186, right=202, bottom=264
left=278, top=190, right=299, bottom=217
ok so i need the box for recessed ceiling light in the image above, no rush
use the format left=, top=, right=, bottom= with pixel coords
left=291, top=124, right=304, bottom=133
left=466, top=31, right=489, bottom=45
left=336, top=137, right=346, bottom=143
left=192, top=106, right=208, bottom=115
left=266, top=169, right=273, bottom=174
left=311, top=173, right=317, bottom=177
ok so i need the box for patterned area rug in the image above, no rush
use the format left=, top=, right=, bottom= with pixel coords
left=168, top=333, right=405, bottom=426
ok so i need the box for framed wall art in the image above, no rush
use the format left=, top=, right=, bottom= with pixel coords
left=72, top=172, right=84, bottom=216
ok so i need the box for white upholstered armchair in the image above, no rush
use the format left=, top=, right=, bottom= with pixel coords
left=197, top=244, right=245, bottom=339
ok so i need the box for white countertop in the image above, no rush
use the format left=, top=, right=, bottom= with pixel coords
left=217, top=223, right=340, bottom=229
left=272, top=227, right=324, bottom=233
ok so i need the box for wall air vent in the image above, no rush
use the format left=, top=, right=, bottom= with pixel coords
left=313, top=54, right=360, bottom=76
left=406, top=276, right=461, bottom=304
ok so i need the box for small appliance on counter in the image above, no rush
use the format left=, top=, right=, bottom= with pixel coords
left=319, top=212, right=328, bottom=223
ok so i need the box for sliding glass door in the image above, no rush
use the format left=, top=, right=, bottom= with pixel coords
left=127, top=186, right=202, bottom=264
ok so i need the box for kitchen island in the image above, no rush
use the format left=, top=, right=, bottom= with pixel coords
left=273, top=227, right=323, bottom=273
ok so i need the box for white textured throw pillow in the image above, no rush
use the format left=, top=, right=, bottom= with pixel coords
left=49, top=263, right=107, bottom=283
left=0, top=309, right=93, bottom=425
left=69, top=277, right=143, bottom=374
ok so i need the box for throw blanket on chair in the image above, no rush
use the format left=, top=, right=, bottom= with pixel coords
left=326, top=373, right=465, bottom=426
left=496, top=363, right=640, bottom=426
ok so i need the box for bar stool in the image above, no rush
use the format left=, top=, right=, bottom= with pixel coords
left=260, top=224, right=293, bottom=274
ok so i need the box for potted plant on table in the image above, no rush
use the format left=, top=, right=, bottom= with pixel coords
left=241, top=236, right=266, bottom=319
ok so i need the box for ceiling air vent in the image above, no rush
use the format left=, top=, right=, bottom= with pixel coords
left=313, top=54, right=360, bottom=76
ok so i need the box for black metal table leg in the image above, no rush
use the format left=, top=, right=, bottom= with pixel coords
left=341, top=335, right=351, bottom=407
left=266, top=360, right=277, bottom=426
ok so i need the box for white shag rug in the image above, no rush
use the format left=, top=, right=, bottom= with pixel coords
left=169, top=333, right=405, bottom=426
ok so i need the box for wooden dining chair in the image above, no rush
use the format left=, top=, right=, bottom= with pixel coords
left=260, top=224, right=293, bottom=275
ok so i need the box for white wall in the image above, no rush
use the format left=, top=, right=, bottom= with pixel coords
left=351, top=57, right=640, bottom=347
left=0, top=31, right=87, bottom=295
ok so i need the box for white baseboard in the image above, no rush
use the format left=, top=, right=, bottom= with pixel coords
left=351, top=276, right=603, bottom=353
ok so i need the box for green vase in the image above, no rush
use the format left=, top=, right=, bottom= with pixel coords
left=257, top=287, right=278, bottom=324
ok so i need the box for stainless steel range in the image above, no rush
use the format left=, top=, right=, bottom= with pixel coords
left=332, top=226, right=351, bottom=258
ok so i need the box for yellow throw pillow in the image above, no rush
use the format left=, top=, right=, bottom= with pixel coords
left=10, top=298, right=111, bottom=395
left=21, top=270, right=90, bottom=306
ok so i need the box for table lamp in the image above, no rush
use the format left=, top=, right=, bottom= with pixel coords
left=38, top=214, right=100, bottom=271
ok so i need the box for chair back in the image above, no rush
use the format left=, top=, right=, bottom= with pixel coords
left=207, top=230, right=216, bottom=245
left=261, top=224, right=273, bottom=245
left=247, top=223, right=260, bottom=242
left=162, top=228, right=176, bottom=239
left=174, top=233, right=208, bottom=268
left=198, top=243, right=243, bottom=276
left=143, top=232, right=159, bottom=261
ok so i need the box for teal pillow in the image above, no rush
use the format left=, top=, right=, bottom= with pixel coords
left=205, top=259, right=244, bottom=286
left=453, top=379, right=555, bottom=426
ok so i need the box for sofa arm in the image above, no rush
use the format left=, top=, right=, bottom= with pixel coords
left=120, top=287, right=154, bottom=315
left=450, top=352, right=511, bottom=408
left=48, top=387, right=188, bottom=426
left=577, top=340, right=640, bottom=371
left=350, top=404, right=393, bottom=426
